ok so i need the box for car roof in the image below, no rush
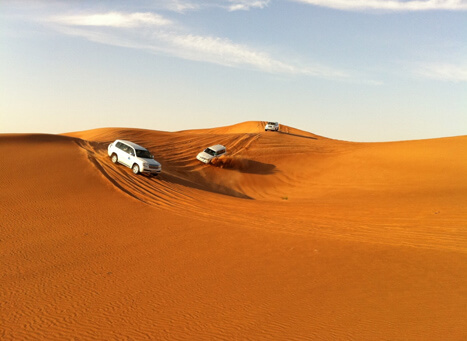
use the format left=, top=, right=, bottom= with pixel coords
left=208, top=144, right=226, bottom=152
left=116, top=139, right=147, bottom=150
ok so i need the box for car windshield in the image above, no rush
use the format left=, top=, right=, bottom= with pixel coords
left=204, top=148, right=216, bottom=156
left=136, top=149, right=153, bottom=159
left=268, top=122, right=276, bottom=125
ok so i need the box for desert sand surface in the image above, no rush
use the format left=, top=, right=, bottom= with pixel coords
left=1, top=121, right=466, bottom=340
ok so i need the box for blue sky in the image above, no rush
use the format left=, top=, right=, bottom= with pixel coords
left=1, top=0, right=466, bottom=141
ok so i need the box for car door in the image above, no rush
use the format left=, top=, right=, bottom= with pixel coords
left=126, top=147, right=136, bottom=168
left=117, top=143, right=131, bottom=166
left=114, top=142, right=127, bottom=165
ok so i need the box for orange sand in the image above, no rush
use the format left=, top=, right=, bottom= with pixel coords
left=1, top=121, right=466, bottom=340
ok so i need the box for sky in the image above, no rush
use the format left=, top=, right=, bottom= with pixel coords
left=1, top=0, right=466, bottom=141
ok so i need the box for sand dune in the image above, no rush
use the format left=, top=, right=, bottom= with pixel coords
left=2, top=122, right=466, bottom=340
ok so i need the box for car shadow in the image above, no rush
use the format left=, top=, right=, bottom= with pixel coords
left=211, top=157, right=276, bottom=175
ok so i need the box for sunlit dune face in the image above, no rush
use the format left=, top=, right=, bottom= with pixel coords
left=2, top=122, right=467, bottom=340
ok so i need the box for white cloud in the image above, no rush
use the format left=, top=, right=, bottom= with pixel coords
left=134, top=0, right=269, bottom=12
left=157, top=32, right=295, bottom=72
left=291, top=0, right=467, bottom=11
left=228, top=0, right=270, bottom=11
left=45, top=11, right=351, bottom=80
left=51, top=12, right=172, bottom=27
left=157, top=0, right=270, bottom=12
left=154, top=32, right=349, bottom=78
left=158, top=0, right=200, bottom=12
left=415, top=63, right=467, bottom=82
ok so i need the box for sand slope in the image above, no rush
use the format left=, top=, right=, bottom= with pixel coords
left=2, top=122, right=466, bottom=340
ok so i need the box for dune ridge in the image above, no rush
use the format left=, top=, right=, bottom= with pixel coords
left=2, top=122, right=467, bottom=340
left=65, top=123, right=467, bottom=252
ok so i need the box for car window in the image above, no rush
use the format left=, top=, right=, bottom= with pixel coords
left=120, top=144, right=130, bottom=153
left=217, top=149, right=225, bottom=156
left=117, top=142, right=130, bottom=153
left=204, top=148, right=216, bottom=156
left=136, top=149, right=152, bottom=159
left=129, top=148, right=135, bottom=156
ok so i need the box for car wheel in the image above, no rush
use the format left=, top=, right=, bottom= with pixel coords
left=111, top=153, right=118, bottom=163
left=132, top=164, right=140, bottom=174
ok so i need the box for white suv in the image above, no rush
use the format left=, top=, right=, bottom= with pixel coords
left=108, top=139, right=162, bottom=176
left=196, top=144, right=226, bottom=164
left=265, top=122, right=279, bottom=131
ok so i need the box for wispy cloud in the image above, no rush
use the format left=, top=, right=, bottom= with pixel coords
left=414, top=63, right=467, bottom=82
left=291, top=0, right=467, bottom=11
left=45, top=11, right=351, bottom=80
left=157, top=0, right=200, bottom=13
left=227, top=0, right=271, bottom=11
left=155, top=31, right=350, bottom=78
left=139, top=0, right=270, bottom=13
left=156, top=32, right=296, bottom=72
left=51, top=12, right=172, bottom=27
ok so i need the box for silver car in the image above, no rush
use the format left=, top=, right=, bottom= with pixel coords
left=265, top=122, right=279, bottom=131
left=196, top=144, right=226, bottom=164
left=108, top=139, right=161, bottom=176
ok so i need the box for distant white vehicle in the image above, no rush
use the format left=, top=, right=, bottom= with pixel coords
left=108, top=139, right=161, bottom=176
left=196, top=144, right=226, bottom=164
left=265, top=122, right=279, bottom=131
